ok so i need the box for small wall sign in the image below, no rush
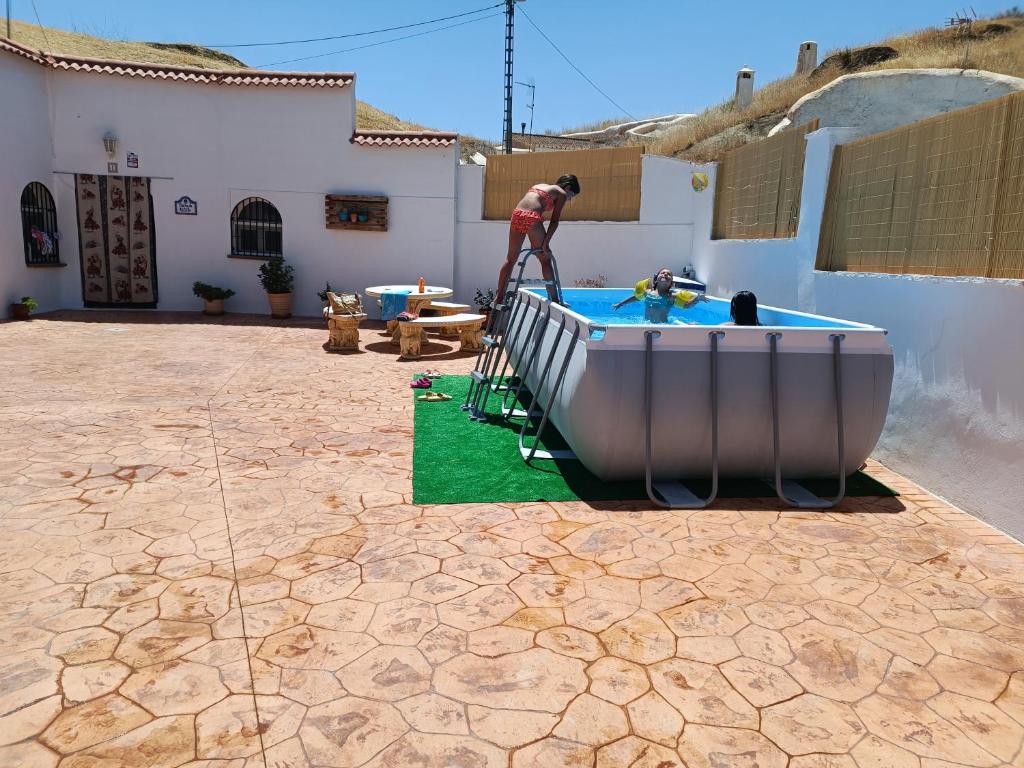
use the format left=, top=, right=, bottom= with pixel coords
left=126, top=152, right=139, bottom=168
left=691, top=172, right=709, bottom=192
left=174, top=196, right=198, bottom=216
left=107, top=162, right=118, bottom=173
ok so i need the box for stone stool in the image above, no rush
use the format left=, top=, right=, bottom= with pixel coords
left=398, top=323, right=424, bottom=359
left=327, top=313, right=367, bottom=352
left=459, top=323, right=484, bottom=352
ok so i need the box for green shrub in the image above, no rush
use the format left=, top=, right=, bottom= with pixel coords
left=19, top=296, right=38, bottom=312
left=258, top=255, right=294, bottom=294
left=317, top=281, right=335, bottom=302
left=474, top=288, right=496, bottom=310
left=192, top=282, right=236, bottom=301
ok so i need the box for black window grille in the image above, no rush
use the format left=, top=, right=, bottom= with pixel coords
left=230, top=197, right=282, bottom=258
left=21, top=182, right=60, bottom=265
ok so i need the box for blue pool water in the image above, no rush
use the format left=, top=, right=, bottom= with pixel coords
left=529, top=288, right=858, bottom=328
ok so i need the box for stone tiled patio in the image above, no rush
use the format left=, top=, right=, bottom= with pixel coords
left=2, top=311, right=1024, bottom=768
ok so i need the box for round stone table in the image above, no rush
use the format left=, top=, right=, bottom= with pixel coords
left=365, top=285, right=453, bottom=343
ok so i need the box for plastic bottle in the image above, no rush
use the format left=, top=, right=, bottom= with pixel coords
left=418, top=277, right=425, bottom=293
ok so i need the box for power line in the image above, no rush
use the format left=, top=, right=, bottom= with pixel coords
left=30, top=0, right=51, bottom=53
left=207, top=3, right=502, bottom=49
left=256, top=13, right=501, bottom=69
left=518, top=6, right=635, bottom=120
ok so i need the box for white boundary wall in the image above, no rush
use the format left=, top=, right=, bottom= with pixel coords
left=692, top=127, right=1024, bottom=541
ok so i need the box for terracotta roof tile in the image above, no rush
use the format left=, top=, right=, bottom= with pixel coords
left=0, top=36, right=354, bottom=88
left=0, top=35, right=48, bottom=64
left=351, top=130, right=458, bottom=148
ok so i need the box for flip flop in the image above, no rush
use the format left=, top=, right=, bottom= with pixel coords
left=423, top=370, right=442, bottom=379
left=410, top=378, right=432, bottom=389
left=417, top=392, right=450, bottom=401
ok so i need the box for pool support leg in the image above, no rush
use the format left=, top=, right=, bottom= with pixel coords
left=644, top=330, right=723, bottom=510
left=768, top=332, right=847, bottom=509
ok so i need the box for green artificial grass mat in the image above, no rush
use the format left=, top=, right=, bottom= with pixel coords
left=412, top=375, right=897, bottom=505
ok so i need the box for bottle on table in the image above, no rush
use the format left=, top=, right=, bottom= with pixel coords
left=418, top=277, right=425, bottom=293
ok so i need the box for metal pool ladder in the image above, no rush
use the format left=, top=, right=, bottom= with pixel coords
left=643, top=329, right=724, bottom=509
left=462, top=248, right=565, bottom=422
left=767, top=332, right=847, bottom=509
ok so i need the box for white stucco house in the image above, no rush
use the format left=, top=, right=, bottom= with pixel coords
left=0, top=36, right=460, bottom=317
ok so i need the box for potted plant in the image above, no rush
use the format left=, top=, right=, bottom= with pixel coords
left=258, top=254, right=295, bottom=318
left=474, top=288, right=496, bottom=316
left=192, top=282, right=235, bottom=316
left=10, top=296, right=38, bottom=321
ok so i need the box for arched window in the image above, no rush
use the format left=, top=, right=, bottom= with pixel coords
left=230, top=197, right=282, bottom=258
left=21, top=182, right=59, bottom=265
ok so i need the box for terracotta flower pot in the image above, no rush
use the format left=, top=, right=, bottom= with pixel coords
left=267, top=292, right=292, bottom=319
left=10, top=303, right=30, bottom=321
left=203, top=299, right=224, bottom=316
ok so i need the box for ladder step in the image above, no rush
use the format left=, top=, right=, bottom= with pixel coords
left=518, top=279, right=556, bottom=286
left=481, top=336, right=499, bottom=348
left=470, top=371, right=490, bottom=384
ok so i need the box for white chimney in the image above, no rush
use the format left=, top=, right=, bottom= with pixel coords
left=735, top=67, right=755, bottom=111
left=796, top=41, right=818, bottom=75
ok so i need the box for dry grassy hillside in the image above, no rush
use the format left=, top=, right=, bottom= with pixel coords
left=649, top=13, right=1024, bottom=161
left=2, top=18, right=486, bottom=145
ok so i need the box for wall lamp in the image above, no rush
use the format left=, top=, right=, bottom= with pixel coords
left=102, top=133, right=118, bottom=159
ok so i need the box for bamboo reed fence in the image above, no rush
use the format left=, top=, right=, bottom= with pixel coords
left=711, top=119, right=820, bottom=239
left=817, top=92, right=1024, bottom=279
left=483, top=145, right=643, bottom=222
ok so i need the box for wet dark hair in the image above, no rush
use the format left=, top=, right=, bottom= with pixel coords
left=557, top=174, right=581, bottom=194
left=730, top=291, right=760, bottom=326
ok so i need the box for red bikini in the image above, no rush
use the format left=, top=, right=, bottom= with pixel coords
left=510, top=186, right=556, bottom=234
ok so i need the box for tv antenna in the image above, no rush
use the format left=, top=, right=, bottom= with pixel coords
left=515, top=77, right=536, bottom=137
left=946, top=7, right=977, bottom=69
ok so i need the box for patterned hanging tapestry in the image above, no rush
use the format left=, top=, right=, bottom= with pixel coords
left=75, top=174, right=157, bottom=307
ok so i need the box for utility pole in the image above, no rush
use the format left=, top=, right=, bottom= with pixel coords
left=502, top=0, right=517, bottom=154
left=6, top=0, right=12, bottom=39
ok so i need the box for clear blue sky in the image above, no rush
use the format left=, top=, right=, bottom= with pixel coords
left=11, top=0, right=1015, bottom=138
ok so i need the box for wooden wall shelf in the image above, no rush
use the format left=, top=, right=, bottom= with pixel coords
left=325, top=194, right=388, bottom=232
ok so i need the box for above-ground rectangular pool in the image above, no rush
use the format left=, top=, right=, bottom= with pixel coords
left=501, top=288, right=894, bottom=497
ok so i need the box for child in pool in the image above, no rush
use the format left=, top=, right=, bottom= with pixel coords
left=723, top=290, right=761, bottom=326
left=611, top=267, right=708, bottom=323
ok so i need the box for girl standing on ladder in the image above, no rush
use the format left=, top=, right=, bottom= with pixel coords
left=496, top=174, right=581, bottom=304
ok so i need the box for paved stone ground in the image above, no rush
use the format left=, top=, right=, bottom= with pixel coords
left=2, top=311, right=1024, bottom=768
